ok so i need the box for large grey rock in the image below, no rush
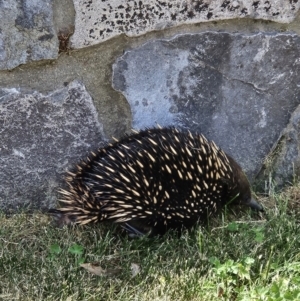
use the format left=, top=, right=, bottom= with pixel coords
left=257, top=105, right=300, bottom=189
left=112, top=32, right=300, bottom=181
left=0, top=81, right=105, bottom=211
left=71, top=0, right=300, bottom=48
left=0, top=0, right=58, bottom=70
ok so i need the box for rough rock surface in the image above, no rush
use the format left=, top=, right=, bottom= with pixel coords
left=0, top=0, right=58, bottom=70
left=0, top=81, right=105, bottom=211
left=71, top=0, right=300, bottom=48
left=257, top=105, right=300, bottom=189
left=112, top=32, right=300, bottom=180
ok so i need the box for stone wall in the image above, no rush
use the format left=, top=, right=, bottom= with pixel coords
left=1, top=0, right=300, bottom=211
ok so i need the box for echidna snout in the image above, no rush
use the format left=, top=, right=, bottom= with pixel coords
left=248, top=198, right=263, bottom=211
left=49, top=127, right=262, bottom=235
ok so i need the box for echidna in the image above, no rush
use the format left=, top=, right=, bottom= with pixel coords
left=50, top=127, right=263, bottom=236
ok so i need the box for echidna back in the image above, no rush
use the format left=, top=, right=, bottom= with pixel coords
left=51, top=127, right=254, bottom=235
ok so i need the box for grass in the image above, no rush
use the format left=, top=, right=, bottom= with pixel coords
left=1, top=184, right=300, bottom=301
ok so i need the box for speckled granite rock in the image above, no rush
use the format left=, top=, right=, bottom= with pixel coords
left=0, top=0, right=58, bottom=70
left=0, top=81, right=105, bottom=211
left=257, top=105, right=300, bottom=189
left=112, top=32, right=300, bottom=181
left=71, top=0, right=300, bottom=48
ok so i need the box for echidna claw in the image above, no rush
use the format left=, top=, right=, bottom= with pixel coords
left=122, top=223, right=145, bottom=237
